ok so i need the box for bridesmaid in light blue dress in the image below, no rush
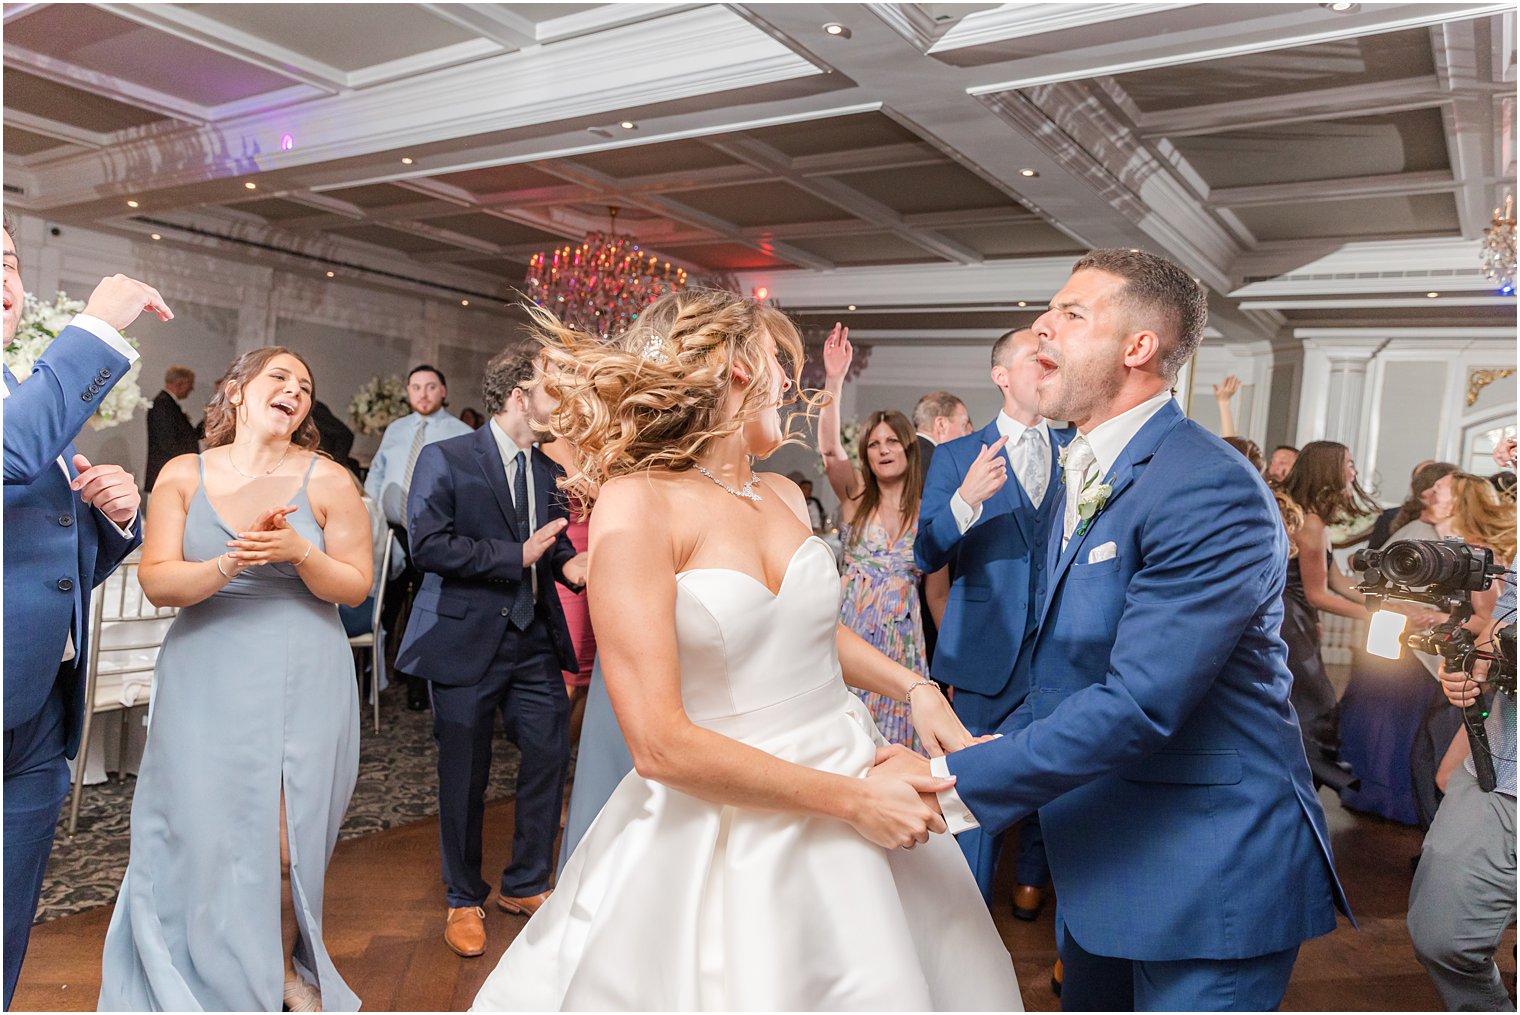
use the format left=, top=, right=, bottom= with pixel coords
left=100, top=348, right=373, bottom=1012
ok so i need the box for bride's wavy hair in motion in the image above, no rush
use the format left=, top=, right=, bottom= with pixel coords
left=528, top=288, right=825, bottom=503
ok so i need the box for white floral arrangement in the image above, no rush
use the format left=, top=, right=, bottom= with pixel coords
left=820, top=418, right=862, bottom=474
left=5, top=291, right=150, bottom=431
left=348, top=375, right=411, bottom=435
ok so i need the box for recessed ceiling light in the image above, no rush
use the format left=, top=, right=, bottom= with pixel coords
left=126, top=199, right=139, bottom=208
left=1321, top=1, right=1359, bottom=11
left=1019, top=169, right=1039, bottom=178
left=847, top=304, right=857, bottom=311
left=244, top=181, right=257, bottom=190
left=149, top=233, right=161, bottom=241
left=460, top=299, right=470, bottom=306
left=1017, top=301, right=1027, bottom=307
left=400, top=156, right=414, bottom=165
left=1129, top=248, right=1140, bottom=253
left=326, top=271, right=335, bottom=278
left=1426, top=291, right=1439, bottom=298
left=619, top=121, right=637, bottom=130
left=822, top=22, right=851, bottom=38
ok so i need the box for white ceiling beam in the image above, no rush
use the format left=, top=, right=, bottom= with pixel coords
left=344, top=39, right=506, bottom=90
left=966, top=3, right=1513, bottom=93
left=2, top=3, right=49, bottom=24
left=279, top=192, right=369, bottom=221
left=1241, top=296, right=1515, bottom=310
left=1137, top=76, right=1451, bottom=139
left=417, top=4, right=538, bottom=51
left=2, top=43, right=211, bottom=124
left=701, top=134, right=982, bottom=264
left=1434, top=19, right=1499, bottom=240
left=735, top=257, right=1079, bottom=309
left=101, top=3, right=348, bottom=94
left=791, top=142, right=946, bottom=176
left=929, top=3, right=1192, bottom=54
left=535, top=4, right=701, bottom=46
left=3, top=110, right=112, bottom=150
left=1207, top=170, right=1460, bottom=208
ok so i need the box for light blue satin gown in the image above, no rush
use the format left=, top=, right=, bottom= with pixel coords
left=558, top=658, right=633, bottom=874
left=99, top=456, right=360, bottom=1011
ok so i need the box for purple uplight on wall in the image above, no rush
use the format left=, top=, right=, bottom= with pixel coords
left=280, top=133, right=295, bottom=151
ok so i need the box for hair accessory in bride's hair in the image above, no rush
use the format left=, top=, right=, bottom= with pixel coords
left=638, top=333, right=671, bottom=365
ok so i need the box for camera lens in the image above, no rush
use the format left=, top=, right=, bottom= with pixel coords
left=1382, top=539, right=1465, bottom=587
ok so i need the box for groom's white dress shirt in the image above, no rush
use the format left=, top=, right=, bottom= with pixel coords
left=930, top=390, right=1177, bottom=833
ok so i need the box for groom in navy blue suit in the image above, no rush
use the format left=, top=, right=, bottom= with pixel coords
left=880, top=250, right=1348, bottom=1010
left=2, top=218, right=169, bottom=1006
left=915, top=327, right=1070, bottom=910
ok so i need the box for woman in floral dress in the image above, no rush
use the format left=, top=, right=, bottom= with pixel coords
left=818, top=324, right=927, bottom=750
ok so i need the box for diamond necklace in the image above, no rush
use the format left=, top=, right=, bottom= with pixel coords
left=693, top=461, right=762, bottom=502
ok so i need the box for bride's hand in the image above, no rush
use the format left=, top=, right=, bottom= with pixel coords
left=908, top=681, right=975, bottom=757
left=851, top=746, right=953, bottom=849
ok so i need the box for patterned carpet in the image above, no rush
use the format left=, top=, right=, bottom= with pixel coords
left=39, top=684, right=525, bottom=922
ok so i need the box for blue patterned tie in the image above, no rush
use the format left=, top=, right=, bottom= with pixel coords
left=508, top=450, right=536, bottom=630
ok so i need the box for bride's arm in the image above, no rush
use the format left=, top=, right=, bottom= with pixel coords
left=835, top=626, right=974, bottom=756
left=589, top=476, right=953, bottom=849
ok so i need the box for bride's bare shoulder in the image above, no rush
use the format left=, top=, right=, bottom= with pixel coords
left=590, top=472, right=682, bottom=538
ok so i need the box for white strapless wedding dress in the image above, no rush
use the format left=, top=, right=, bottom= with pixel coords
left=470, top=536, right=1020, bottom=1011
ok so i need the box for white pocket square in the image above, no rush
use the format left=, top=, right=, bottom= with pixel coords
left=1087, top=541, right=1117, bottom=564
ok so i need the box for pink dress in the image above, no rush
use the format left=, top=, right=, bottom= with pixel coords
left=556, top=506, right=596, bottom=690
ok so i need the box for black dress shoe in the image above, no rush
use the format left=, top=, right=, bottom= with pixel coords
left=407, top=689, right=429, bottom=711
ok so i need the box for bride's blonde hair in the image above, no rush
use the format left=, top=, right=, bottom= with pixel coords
left=530, top=289, right=823, bottom=504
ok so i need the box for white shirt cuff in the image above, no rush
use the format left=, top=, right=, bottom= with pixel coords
left=949, top=491, right=982, bottom=534
left=70, top=314, right=139, bottom=365
left=101, top=509, right=138, bottom=539
left=930, top=754, right=980, bottom=834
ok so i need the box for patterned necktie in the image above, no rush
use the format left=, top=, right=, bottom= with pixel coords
left=1015, top=427, right=1048, bottom=508
left=401, top=418, right=428, bottom=498
left=1061, top=436, right=1096, bottom=545
left=508, top=450, right=536, bottom=630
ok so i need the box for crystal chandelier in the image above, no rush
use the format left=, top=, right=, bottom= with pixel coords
left=525, top=207, right=688, bottom=338
left=1481, top=192, right=1516, bottom=295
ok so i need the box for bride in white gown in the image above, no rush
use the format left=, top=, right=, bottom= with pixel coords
left=471, top=290, right=1020, bottom=1012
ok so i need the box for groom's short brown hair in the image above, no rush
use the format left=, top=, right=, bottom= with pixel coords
left=1073, top=249, right=1207, bottom=381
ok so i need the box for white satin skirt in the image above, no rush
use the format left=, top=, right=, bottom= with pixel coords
left=470, top=682, right=1021, bottom=1012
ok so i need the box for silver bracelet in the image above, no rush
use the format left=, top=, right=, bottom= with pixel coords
left=216, top=553, right=235, bottom=578
left=905, top=677, right=940, bottom=704
left=294, top=541, right=314, bottom=567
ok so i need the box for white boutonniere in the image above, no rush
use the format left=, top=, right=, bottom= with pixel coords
left=1074, top=474, right=1113, bottom=538
left=1057, top=443, right=1071, bottom=469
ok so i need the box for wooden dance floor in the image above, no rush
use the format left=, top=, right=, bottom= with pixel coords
left=13, top=790, right=1515, bottom=1011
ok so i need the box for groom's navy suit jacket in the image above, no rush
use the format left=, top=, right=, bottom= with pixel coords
left=946, top=399, right=1349, bottom=962
left=395, top=425, right=580, bottom=684
left=4, top=327, right=141, bottom=758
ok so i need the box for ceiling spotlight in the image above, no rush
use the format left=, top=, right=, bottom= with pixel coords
left=326, top=271, right=335, bottom=278
left=822, top=22, right=851, bottom=38
left=1017, top=301, right=1027, bottom=307
left=619, top=121, right=637, bottom=130
left=244, top=181, right=257, bottom=190
left=1321, top=1, right=1359, bottom=11
left=126, top=199, right=139, bottom=208
left=1019, top=169, right=1039, bottom=178
left=149, top=233, right=161, bottom=241
left=847, top=304, right=857, bottom=311
left=1426, top=291, right=1439, bottom=298
left=460, top=299, right=470, bottom=306
left=753, top=286, right=770, bottom=301
left=400, top=156, right=414, bottom=165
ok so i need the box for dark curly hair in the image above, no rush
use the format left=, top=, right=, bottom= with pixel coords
left=202, top=346, right=320, bottom=452
left=482, top=346, right=540, bottom=416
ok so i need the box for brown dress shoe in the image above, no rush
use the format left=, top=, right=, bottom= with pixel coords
left=444, top=906, right=487, bottom=957
left=1012, top=884, right=1045, bottom=921
left=497, top=890, right=552, bottom=917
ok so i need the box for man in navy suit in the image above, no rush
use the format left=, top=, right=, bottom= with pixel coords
left=881, top=250, right=1347, bottom=1010
left=3, top=217, right=170, bottom=1006
left=914, top=327, right=1070, bottom=914
left=396, top=346, right=586, bottom=960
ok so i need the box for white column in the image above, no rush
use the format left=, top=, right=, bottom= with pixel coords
left=235, top=266, right=277, bottom=354
left=1297, top=337, right=1385, bottom=461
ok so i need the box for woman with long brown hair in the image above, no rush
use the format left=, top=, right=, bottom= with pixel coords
left=817, top=325, right=929, bottom=750
left=100, top=348, right=371, bottom=1012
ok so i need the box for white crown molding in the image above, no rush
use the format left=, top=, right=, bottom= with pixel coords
left=21, top=7, right=823, bottom=209
left=344, top=38, right=506, bottom=90
left=1296, top=327, right=1518, bottom=340
left=1137, top=76, right=1455, bottom=139
left=1207, top=170, right=1460, bottom=209
left=737, top=257, right=1077, bottom=308
left=2, top=42, right=210, bottom=124
left=4, top=110, right=112, bottom=150
left=1241, top=295, right=1516, bottom=310
left=931, top=3, right=1190, bottom=54
left=1232, top=238, right=1503, bottom=295
left=964, top=3, right=1513, bottom=94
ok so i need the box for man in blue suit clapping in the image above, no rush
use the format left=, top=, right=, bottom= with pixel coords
left=878, top=249, right=1348, bottom=1011
left=3, top=216, right=171, bottom=1006
left=914, top=327, right=1070, bottom=914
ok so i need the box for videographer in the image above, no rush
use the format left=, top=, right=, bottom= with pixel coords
left=1405, top=436, right=1517, bottom=1013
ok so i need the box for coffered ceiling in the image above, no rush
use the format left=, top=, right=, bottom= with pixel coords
left=4, top=2, right=1515, bottom=344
